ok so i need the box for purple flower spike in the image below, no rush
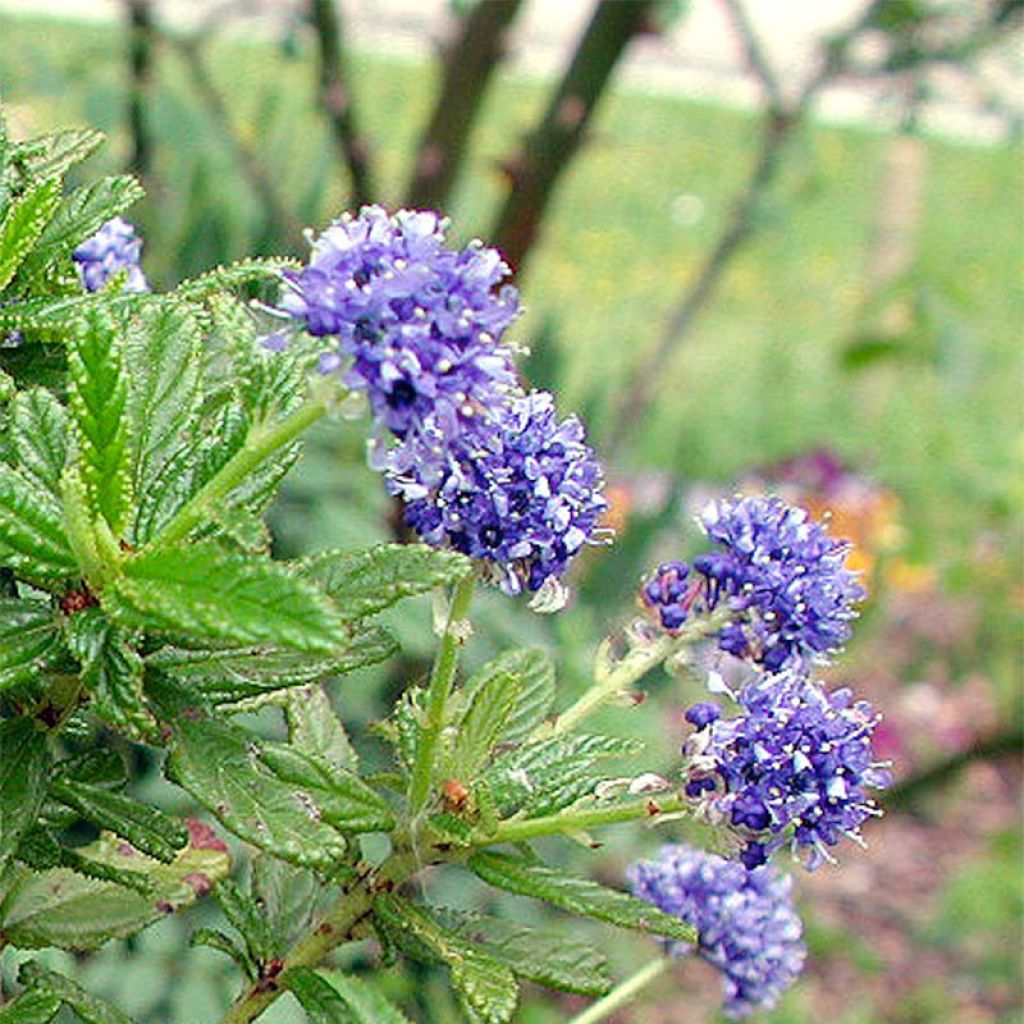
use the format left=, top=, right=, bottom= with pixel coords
left=629, top=844, right=806, bottom=1019
left=696, top=495, right=866, bottom=671
left=72, top=217, right=149, bottom=294
left=280, top=206, right=520, bottom=438
left=685, top=671, right=892, bottom=870
left=384, top=391, right=607, bottom=595
left=640, top=560, right=693, bottom=632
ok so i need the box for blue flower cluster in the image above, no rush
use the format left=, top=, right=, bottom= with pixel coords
left=642, top=495, right=864, bottom=671
left=72, top=217, right=149, bottom=294
left=629, top=844, right=806, bottom=1019
left=384, top=392, right=607, bottom=595
left=282, top=206, right=606, bottom=595
left=684, top=672, right=892, bottom=870
left=280, top=206, right=519, bottom=438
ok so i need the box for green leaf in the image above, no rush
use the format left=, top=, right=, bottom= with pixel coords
left=189, top=927, right=252, bottom=975
left=130, top=403, right=248, bottom=545
left=296, top=545, right=471, bottom=622
left=214, top=877, right=274, bottom=972
left=164, top=716, right=351, bottom=868
left=0, top=717, right=50, bottom=876
left=466, top=649, right=555, bottom=745
left=13, top=127, right=104, bottom=181
left=29, top=175, right=144, bottom=270
left=175, top=257, right=299, bottom=300
left=284, top=967, right=413, bottom=1024
left=0, top=178, right=61, bottom=292
left=259, top=743, right=394, bottom=833
left=249, top=854, right=321, bottom=958
left=469, top=852, right=697, bottom=944
left=125, top=299, right=202, bottom=491
left=66, top=607, right=153, bottom=737
left=19, top=962, right=137, bottom=1024
left=10, top=388, right=69, bottom=501
left=373, top=896, right=517, bottom=1024
left=0, top=462, right=75, bottom=581
left=0, top=826, right=229, bottom=951
left=68, top=308, right=133, bottom=532
left=0, top=990, right=61, bottom=1024
left=277, top=684, right=357, bottom=771
left=105, top=542, right=348, bottom=653
left=452, top=671, right=521, bottom=781
left=145, top=624, right=397, bottom=704
left=484, top=734, right=642, bottom=817
left=0, top=599, right=64, bottom=692
left=434, top=909, right=611, bottom=997
left=49, top=778, right=187, bottom=863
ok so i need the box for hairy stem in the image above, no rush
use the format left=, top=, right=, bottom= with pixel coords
left=551, top=609, right=727, bottom=737
left=479, top=792, right=687, bottom=846
left=218, top=851, right=417, bottom=1024
left=407, top=573, right=477, bottom=816
left=153, top=396, right=329, bottom=548
left=567, top=957, right=671, bottom=1024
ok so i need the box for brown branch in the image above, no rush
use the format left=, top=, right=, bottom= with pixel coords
left=490, top=0, right=657, bottom=273
left=309, top=0, right=376, bottom=208
left=404, top=0, right=525, bottom=212
left=124, top=0, right=156, bottom=184
left=884, top=727, right=1023, bottom=810
left=165, top=30, right=305, bottom=249
left=720, top=0, right=783, bottom=112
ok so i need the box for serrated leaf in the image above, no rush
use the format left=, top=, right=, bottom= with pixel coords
left=250, top=854, right=321, bottom=958
left=126, top=299, right=202, bottom=491
left=131, top=403, right=248, bottom=545
left=0, top=178, right=61, bottom=292
left=66, top=607, right=152, bottom=737
left=0, top=825, right=229, bottom=951
left=373, top=896, right=517, bottom=1024
left=278, top=684, right=357, bottom=771
left=469, top=852, right=697, bottom=944
left=19, top=962, right=137, bottom=1024
left=68, top=309, right=133, bottom=532
left=164, top=716, right=350, bottom=868
left=13, top=127, right=104, bottom=181
left=0, top=599, right=64, bottom=691
left=145, top=624, right=397, bottom=703
left=0, top=463, right=75, bottom=581
left=259, top=743, right=394, bottom=833
left=0, top=989, right=61, bottom=1024
left=105, top=542, right=348, bottom=653
left=296, top=545, right=471, bottom=622
left=435, top=909, right=611, bottom=996
left=0, top=293, right=146, bottom=344
left=175, top=257, right=299, bottom=300
left=284, top=967, right=413, bottom=1024
left=10, top=388, right=69, bottom=501
left=189, top=927, right=252, bottom=975
left=466, top=649, right=555, bottom=745
left=453, top=672, right=521, bottom=781
left=0, top=716, right=50, bottom=875
left=214, top=877, right=275, bottom=971
left=49, top=779, right=187, bottom=863
left=484, top=734, right=642, bottom=818
left=30, top=175, right=144, bottom=270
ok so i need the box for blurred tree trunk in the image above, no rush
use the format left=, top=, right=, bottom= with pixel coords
left=125, top=0, right=156, bottom=184
left=404, top=0, right=525, bottom=212
left=491, top=0, right=656, bottom=272
left=310, top=0, right=376, bottom=208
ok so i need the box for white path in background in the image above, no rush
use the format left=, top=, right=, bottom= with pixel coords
left=0, top=0, right=1020, bottom=142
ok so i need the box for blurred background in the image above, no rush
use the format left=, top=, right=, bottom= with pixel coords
left=0, top=1, right=1021, bottom=1021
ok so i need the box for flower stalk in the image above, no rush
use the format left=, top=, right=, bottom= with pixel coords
left=566, top=957, right=671, bottom=1024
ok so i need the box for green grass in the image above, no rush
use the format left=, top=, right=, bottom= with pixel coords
left=1, top=12, right=1020, bottom=573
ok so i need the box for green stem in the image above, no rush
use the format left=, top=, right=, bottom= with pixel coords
left=217, top=852, right=417, bottom=1024
left=154, top=397, right=329, bottom=548
left=407, top=573, right=477, bottom=816
left=567, top=957, right=671, bottom=1024
left=551, top=610, right=728, bottom=738
left=478, top=793, right=687, bottom=846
